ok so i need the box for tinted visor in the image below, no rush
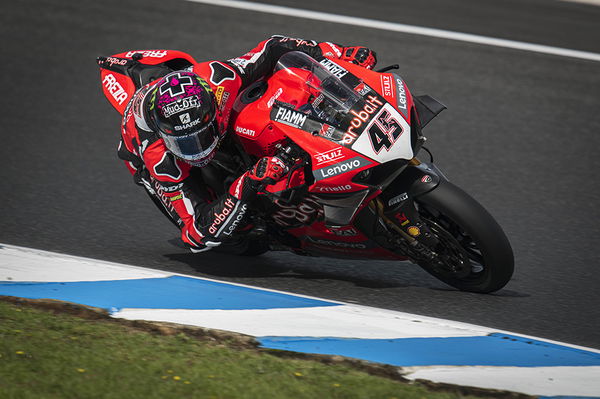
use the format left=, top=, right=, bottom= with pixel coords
left=160, top=120, right=219, bottom=163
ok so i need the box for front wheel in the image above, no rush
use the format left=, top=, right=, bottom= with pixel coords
left=415, top=180, right=514, bottom=293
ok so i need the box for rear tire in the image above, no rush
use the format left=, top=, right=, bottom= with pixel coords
left=415, top=180, right=514, bottom=293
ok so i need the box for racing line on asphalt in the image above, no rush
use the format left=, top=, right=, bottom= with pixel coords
left=186, top=0, right=600, bottom=62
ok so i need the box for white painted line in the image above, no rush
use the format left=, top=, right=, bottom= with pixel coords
left=185, top=0, right=600, bottom=62
left=113, top=306, right=494, bottom=339
left=0, top=244, right=170, bottom=282
left=404, top=366, right=600, bottom=396
left=0, top=243, right=343, bottom=302
left=2, top=242, right=600, bottom=354
left=561, top=0, right=600, bottom=6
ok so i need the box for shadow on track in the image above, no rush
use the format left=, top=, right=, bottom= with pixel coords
left=162, top=249, right=419, bottom=289
left=161, top=238, right=528, bottom=295
left=162, top=238, right=530, bottom=297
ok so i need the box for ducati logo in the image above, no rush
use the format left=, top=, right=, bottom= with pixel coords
left=159, top=73, right=194, bottom=97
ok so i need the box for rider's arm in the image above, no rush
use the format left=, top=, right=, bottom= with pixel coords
left=139, top=140, right=234, bottom=251
left=226, top=35, right=377, bottom=89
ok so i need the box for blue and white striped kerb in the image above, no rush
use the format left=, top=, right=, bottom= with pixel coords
left=1, top=244, right=599, bottom=397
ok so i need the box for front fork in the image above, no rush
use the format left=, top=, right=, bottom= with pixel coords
left=357, top=158, right=446, bottom=259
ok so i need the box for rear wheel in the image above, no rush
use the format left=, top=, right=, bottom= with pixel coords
left=415, top=180, right=514, bottom=293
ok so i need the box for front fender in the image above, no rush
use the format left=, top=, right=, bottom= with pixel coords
left=380, top=162, right=447, bottom=207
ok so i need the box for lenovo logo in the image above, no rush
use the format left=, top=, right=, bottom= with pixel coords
left=313, top=157, right=371, bottom=181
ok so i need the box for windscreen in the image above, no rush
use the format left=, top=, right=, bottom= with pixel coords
left=274, top=51, right=363, bottom=142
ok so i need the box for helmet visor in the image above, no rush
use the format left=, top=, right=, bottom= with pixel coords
left=160, top=120, right=219, bottom=163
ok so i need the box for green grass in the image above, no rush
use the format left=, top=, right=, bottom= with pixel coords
left=0, top=299, right=488, bottom=399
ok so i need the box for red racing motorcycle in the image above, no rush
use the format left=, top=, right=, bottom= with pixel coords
left=98, top=50, right=514, bottom=293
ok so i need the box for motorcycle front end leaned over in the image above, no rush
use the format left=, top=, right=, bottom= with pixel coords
left=225, top=52, right=514, bottom=293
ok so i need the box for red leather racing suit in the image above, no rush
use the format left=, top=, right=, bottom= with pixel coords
left=117, top=36, right=368, bottom=251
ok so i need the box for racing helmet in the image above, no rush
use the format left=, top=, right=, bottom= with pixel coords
left=148, top=71, right=220, bottom=167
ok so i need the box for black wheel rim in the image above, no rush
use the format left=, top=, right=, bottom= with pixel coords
left=418, top=204, right=487, bottom=280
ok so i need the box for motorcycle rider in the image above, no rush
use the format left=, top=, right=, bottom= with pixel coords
left=117, top=36, right=377, bottom=252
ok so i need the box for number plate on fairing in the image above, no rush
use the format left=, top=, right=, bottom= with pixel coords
left=351, top=103, right=413, bottom=163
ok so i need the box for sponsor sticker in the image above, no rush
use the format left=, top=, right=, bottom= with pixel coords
left=315, top=147, right=344, bottom=165
left=215, top=86, right=225, bottom=104
left=319, top=58, right=348, bottom=79
left=179, top=113, right=191, bottom=123
left=388, top=192, right=408, bottom=206
left=174, top=117, right=200, bottom=131
left=162, top=183, right=184, bottom=193
left=313, top=157, right=371, bottom=181
left=343, top=95, right=384, bottom=144
left=125, top=50, right=167, bottom=58
left=105, top=57, right=128, bottom=66
left=318, top=123, right=336, bottom=139
left=421, top=175, right=432, bottom=183
left=235, top=126, right=256, bottom=137
left=316, top=184, right=352, bottom=193
left=103, top=74, right=128, bottom=105
left=222, top=203, right=248, bottom=236
left=208, top=198, right=236, bottom=235
left=220, top=91, right=230, bottom=109
left=273, top=107, right=308, bottom=128
left=380, top=75, right=394, bottom=98
left=267, top=87, right=283, bottom=107
left=394, top=212, right=410, bottom=226
left=395, top=76, right=408, bottom=116
left=151, top=180, right=176, bottom=213
left=276, top=36, right=317, bottom=47
left=229, top=57, right=249, bottom=69
left=329, top=227, right=359, bottom=236
left=162, top=96, right=200, bottom=118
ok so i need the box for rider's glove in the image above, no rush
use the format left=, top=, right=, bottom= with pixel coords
left=341, top=46, right=377, bottom=70
left=248, top=156, right=289, bottom=186
left=229, top=156, right=289, bottom=201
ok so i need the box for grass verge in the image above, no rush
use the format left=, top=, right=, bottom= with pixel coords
left=0, top=297, right=527, bottom=399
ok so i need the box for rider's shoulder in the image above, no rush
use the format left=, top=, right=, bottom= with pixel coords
left=193, top=60, right=240, bottom=87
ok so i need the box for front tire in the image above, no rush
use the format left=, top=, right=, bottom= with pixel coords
left=415, top=180, right=514, bottom=293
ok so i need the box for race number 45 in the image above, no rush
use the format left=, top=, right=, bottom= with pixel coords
left=368, top=109, right=403, bottom=153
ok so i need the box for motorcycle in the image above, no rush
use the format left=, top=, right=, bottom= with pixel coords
left=98, top=49, right=514, bottom=293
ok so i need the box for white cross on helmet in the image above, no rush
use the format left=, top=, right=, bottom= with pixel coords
left=159, top=73, right=194, bottom=97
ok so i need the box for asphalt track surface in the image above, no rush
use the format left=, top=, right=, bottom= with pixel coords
left=1, top=0, right=599, bottom=348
